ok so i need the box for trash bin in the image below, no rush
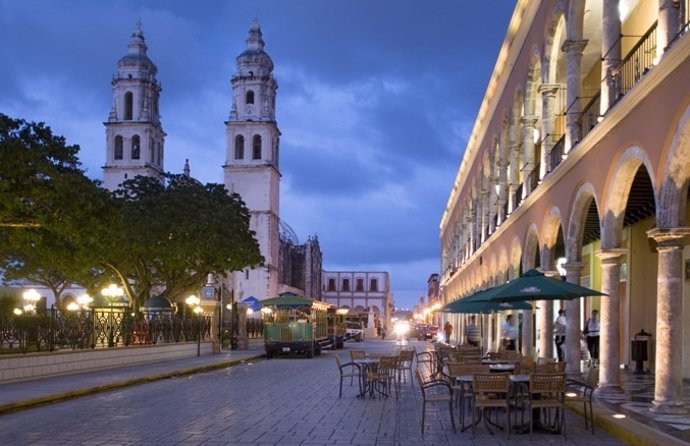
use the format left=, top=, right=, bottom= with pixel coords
left=631, top=329, right=652, bottom=374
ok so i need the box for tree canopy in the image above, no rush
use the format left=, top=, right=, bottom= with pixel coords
left=0, top=114, right=263, bottom=309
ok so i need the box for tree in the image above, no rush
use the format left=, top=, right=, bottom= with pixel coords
left=105, top=174, right=263, bottom=308
left=0, top=114, right=112, bottom=306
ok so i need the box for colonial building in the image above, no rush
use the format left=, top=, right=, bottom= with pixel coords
left=321, top=271, right=393, bottom=327
left=440, top=0, right=690, bottom=415
left=102, top=22, right=322, bottom=303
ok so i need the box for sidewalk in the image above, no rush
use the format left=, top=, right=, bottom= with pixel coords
left=0, top=340, right=265, bottom=415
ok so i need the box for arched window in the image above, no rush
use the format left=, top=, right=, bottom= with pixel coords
left=131, top=135, right=140, bottom=160
left=252, top=135, right=262, bottom=160
left=124, top=92, right=133, bottom=120
left=246, top=90, right=254, bottom=104
left=114, top=136, right=123, bottom=160
left=234, top=135, right=245, bottom=159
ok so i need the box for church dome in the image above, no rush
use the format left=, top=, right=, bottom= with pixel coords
left=117, top=22, right=158, bottom=76
left=235, top=21, right=274, bottom=76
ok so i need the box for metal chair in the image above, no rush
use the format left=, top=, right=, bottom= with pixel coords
left=526, top=373, right=567, bottom=439
left=471, top=372, right=512, bottom=438
left=367, top=355, right=399, bottom=399
left=397, top=348, right=415, bottom=386
left=335, top=354, right=361, bottom=398
left=566, top=367, right=598, bottom=433
left=416, top=369, right=456, bottom=434
left=444, top=363, right=490, bottom=430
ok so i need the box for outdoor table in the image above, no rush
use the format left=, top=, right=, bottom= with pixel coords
left=354, top=358, right=381, bottom=398
left=489, top=363, right=516, bottom=373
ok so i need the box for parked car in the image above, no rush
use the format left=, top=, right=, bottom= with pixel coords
left=414, top=324, right=439, bottom=340
left=345, top=321, right=365, bottom=342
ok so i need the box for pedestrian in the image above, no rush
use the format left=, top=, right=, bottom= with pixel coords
left=464, top=316, right=481, bottom=347
left=554, top=309, right=566, bottom=362
left=501, top=314, right=517, bottom=351
left=443, top=321, right=453, bottom=343
left=584, top=309, right=600, bottom=367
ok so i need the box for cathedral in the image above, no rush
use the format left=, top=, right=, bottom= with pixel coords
left=102, top=21, right=322, bottom=303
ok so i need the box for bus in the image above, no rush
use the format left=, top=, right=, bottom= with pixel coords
left=261, top=293, right=332, bottom=358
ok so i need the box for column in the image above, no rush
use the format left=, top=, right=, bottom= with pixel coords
left=507, top=142, right=520, bottom=213
left=521, top=115, right=538, bottom=197
left=538, top=84, right=560, bottom=175
left=540, top=271, right=560, bottom=360
left=561, top=40, right=588, bottom=153
left=497, top=123, right=509, bottom=225
left=480, top=189, right=489, bottom=243
left=657, top=0, right=681, bottom=58
left=595, top=248, right=627, bottom=397
left=601, top=0, right=621, bottom=114
left=647, top=228, right=690, bottom=414
left=563, top=262, right=585, bottom=378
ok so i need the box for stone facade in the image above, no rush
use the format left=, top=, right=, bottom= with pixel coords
left=321, top=271, right=392, bottom=326
left=439, top=0, right=690, bottom=414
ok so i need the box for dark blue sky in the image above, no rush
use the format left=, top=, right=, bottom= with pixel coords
left=0, top=0, right=516, bottom=309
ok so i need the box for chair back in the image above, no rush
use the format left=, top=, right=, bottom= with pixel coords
left=398, top=349, right=415, bottom=362
left=335, top=354, right=343, bottom=368
left=446, top=362, right=490, bottom=377
left=537, top=361, right=566, bottom=373
left=379, top=355, right=399, bottom=372
left=350, top=350, right=366, bottom=361
left=529, top=373, right=566, bottom=398
left=472, top=372, right=510, bottom=397
left=517, top=355, right=536, bottom=374
left=536, top=356, right=555, bottom=366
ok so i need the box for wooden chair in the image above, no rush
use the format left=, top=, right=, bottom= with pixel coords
left=526, top=373, right=567, bottom=439
left=566, top=367, right=598, bottom=433
left=335, top=354, right=361, bottom=398
left=397, top=348, right=415, bottom=386
left=367, top=355, right=399, bottom=399
left=350, top=350, right=366, bottom=361
left=445, top=363, right=490, bottom=430
left=516, top=355, right=535, bottom=374
left=416, top=369, right=456, bottom=434
left=471, top=372, right=512, bottom=438
left=537, top=361, right=566, bottom=373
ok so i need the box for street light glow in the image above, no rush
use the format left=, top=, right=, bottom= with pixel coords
left=186, top=295, right=200, bottom=306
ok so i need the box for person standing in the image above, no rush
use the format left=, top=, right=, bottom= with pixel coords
left=464, top=316, right=481, bottom=347
left=501, top=314, right=517, bottom=351
left=443, top=321, right=453, bottom=343
left=554, top=309, right=566, bottom=362
left=584, top=309, right=600, bottom=367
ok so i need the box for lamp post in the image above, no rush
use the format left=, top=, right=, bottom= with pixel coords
left=102, top=284, right=124, bottom=347
left=186, top=295, right=202, bottom=357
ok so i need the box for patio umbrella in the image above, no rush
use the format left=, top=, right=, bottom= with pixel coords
left=482, top=268, right=607, bottom=303
left=442, top=295, right=533, bottom=314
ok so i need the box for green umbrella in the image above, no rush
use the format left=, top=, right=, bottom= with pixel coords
left=484, top=268, right=607, bottom=303
left=442, top=294, right=532, bottom=314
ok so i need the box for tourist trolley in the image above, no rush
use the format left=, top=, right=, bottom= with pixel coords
left=261, top=293, right=332, bottom=358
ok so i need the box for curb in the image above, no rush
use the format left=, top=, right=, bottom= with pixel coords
left=0, top=353, right=265, bottom=415
left=566, top=399, right=687, bottom=446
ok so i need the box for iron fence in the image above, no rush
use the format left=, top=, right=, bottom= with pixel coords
left=615, top=22, right=658, bottom=100
left=0, top=308, right=210, bottom=353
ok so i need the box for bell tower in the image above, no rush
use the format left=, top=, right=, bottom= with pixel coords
left=223, top=21, right=281, bottom=300
left=103, top=22, right=165, bottom=191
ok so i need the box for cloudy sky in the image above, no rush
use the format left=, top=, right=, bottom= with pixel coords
left=0, top=1, right=515, bottom=310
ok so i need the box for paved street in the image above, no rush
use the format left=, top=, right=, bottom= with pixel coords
left=1, top=339, right=625, bottom=445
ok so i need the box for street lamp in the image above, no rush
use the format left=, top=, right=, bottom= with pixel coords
left=102, top=284, right=124, bottom=347
left=186, top=295, right=202, bottom=357
left=22, top=288, right=41, bottom=314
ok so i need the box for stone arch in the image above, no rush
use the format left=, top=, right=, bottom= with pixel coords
left=566, top=182, right=600, bottom=260
left=658, top=103, right=690, bottom=227
left=498, top=247, right=509, bottom=283
left=601, top=146, right=657, bottom=249
left=541, top=206, right=564, bottom=253
left=523, top=224, right=541, bottom=270
left=543, top=0, right=567, bottom=83
left=510, top=236, right=523, bottom=279
left=488, top=254, right=498, bottom=286
left=566, top=0, right=586, bottom=41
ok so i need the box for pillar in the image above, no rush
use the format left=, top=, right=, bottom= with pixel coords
left=540, top=270, right=560, bottom=360
left=538, top=84, right=560, bottom=175
left=594, top=248, right=627, bottom=397
left=563, top=262, right=585, bottom=378
left=601, top=0, right=621, bottom=114
left=480, top=189, right=489, bottom=243
left=521, top=115, right=538, bottom=197
left=561, top=39, right=588, bottom=152
left=657, top=0, right=681, bottom=58
left=507, top=142, right=520, bottom=213
left=647, top=228, right=690, bottom=414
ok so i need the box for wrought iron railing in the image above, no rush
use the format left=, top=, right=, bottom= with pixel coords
left=512, top=183, right=523, bottom=210
left=616, top=22, right=658, bottom=100
left=0, top=309, right=210, bottom=353
left=549, top=135, right=566, bottom=172
left=577, top=92, right=601, bottom=141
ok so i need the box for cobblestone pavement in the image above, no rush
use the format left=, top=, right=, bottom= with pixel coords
left=1, top=340, right=626, bottom=445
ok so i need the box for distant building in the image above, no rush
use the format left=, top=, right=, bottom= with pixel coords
left=321, top=271, right=393, bottom=327
left=278, top=234, right=323, bottom=300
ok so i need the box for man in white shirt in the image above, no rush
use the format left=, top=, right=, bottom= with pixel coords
left=501, top=314, right=517, bottom=351
left=554, top=309, right=566, bottom=361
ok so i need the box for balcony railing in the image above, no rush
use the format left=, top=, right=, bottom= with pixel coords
left=615, top=22, right=658, bottom=100
left=578, top=92, right=601, bottom=141
left=549, top=135, right=565, bottom=172
left=512, top=183, right=523, bottom=210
